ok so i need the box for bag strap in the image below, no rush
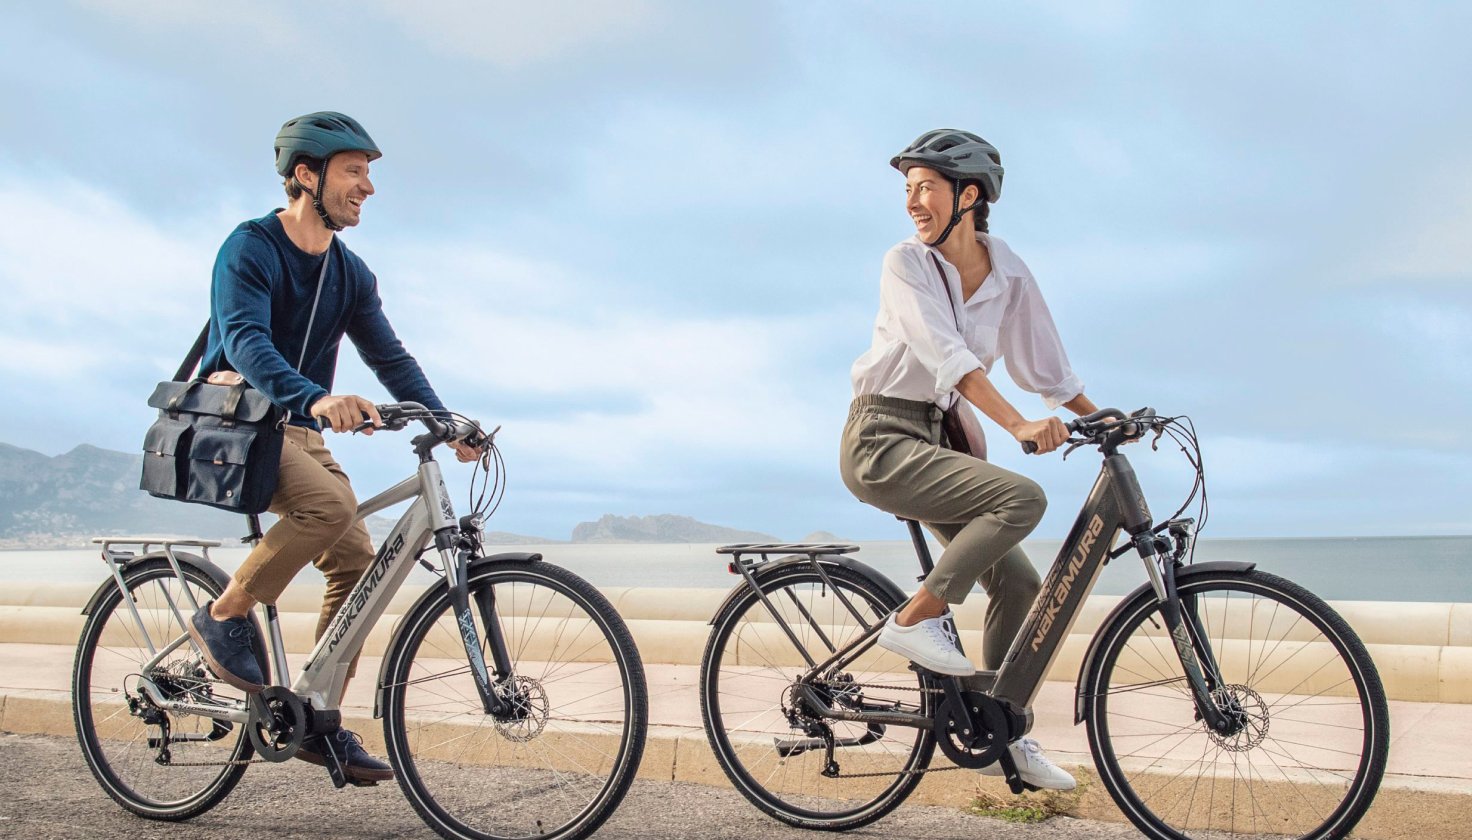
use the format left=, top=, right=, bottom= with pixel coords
left=929, top=252, right=963, bottom=333
left=173, top=323, right=210, bottom=383
left=172, top=247, right=331, bottom=398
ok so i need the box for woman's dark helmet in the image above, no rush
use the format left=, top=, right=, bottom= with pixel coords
left=891, top=129, right=1004, bottom=246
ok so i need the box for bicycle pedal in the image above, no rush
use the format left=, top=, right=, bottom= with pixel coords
left=346, top=778, right=379, bottom=788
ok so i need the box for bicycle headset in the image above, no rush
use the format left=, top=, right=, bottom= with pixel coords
left=273, top=111, right=382, bottom=232
left=891, top=128, right=1004, bottom=247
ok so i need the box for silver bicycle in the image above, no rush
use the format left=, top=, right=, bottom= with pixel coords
left=72, top=402, right=648, bottom=840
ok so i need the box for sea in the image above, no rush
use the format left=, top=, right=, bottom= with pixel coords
left=3, top=536, right=1469, bottom=603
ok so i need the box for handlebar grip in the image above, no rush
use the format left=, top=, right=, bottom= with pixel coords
left=1021, top=440, right=1038, bottom=454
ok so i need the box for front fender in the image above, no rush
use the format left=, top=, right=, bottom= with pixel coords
left=1073, top=560, right=1256, bottom=724
left=707, top=554, right=909, bottom=626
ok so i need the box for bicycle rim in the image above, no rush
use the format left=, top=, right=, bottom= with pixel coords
left=700, top=566, right=934, bottom=829
left=1085, top=570, right=1389, bottom=840
left=72, top=563, right=252, bottom=819
left=383, top=562, right=647, bottom=840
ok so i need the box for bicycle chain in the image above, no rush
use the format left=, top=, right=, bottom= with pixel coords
left=158, top=757, right=268, bottom=767
left=801, top=677, right=967, bottom=779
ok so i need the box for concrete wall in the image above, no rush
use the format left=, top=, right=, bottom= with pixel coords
left=6, top=581, right=1469, bottom=702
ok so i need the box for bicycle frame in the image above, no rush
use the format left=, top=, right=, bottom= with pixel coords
left=780, top=449, right=1235, bottom=735
left=113, top=450, right=510, bottom=726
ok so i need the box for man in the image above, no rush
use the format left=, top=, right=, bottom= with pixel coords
left=185, top=112, right=478, bottom=783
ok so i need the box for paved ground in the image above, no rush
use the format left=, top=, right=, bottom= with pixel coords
left=0, top=732, right=1140, bottom=840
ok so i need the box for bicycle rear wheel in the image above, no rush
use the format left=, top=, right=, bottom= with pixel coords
left=1082, top=568, right=1389, bottom=840
left=381, top=560, right=647, bottom=840
left=700, top=565, right=935, bottom=830
left=72, top=559, right=255, bottom=819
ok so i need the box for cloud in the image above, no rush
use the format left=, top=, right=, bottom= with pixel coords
left=366, top=0, right=658, bottom=69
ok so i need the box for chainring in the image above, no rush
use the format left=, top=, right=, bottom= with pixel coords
left=933, top=690, right=1009, bottom=769
left=247, top=686, right=307, bottom=762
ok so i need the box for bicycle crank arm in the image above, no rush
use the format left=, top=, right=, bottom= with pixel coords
left=775, top=725, right=884, bottom=758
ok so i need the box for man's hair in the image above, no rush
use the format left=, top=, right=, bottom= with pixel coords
left=283, top=156, right=325, bottom=200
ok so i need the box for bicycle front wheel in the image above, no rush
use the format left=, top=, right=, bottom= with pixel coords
left=1082, top=568, right=1389, bottom=840
left=381, top=560, right=647, bottom=840
left=700, top=564, right=935, bottom=830
left=72, top=559, right=255, bottom=820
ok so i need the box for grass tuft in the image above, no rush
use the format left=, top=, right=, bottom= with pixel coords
left=967, top=767, right=1093, bottom=824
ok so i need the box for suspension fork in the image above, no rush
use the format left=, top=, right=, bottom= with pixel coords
left=1142, top=537, right=1235, bottom=735
left=440, top=539, right=508, bottom=717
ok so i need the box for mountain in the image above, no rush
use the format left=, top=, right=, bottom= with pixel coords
left=570, top=514, right=778, bottom=544
left=0, top=441, right=553, bottom=549
left=1, top=441, right=754, bottom=549
left=0, top=442, right=253, bottom=549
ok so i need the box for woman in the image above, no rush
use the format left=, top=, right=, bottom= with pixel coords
left=840, top=129, right=1101, bottom=790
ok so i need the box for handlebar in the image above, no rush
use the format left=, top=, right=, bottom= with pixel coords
left=328, top=402, right=494, bottom=452
left=1020, top=406, right=1156, bottom=455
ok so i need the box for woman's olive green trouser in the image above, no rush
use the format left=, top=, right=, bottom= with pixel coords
left=839, top=395, right=1045, bottom=670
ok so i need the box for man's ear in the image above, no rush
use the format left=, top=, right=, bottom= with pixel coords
left=294, top=161, right=318, bottom=193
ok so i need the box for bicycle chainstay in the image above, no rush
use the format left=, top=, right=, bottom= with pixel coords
left=134, top=669, right=269, bottom=768
left=797, top=676, right=972, bottom=779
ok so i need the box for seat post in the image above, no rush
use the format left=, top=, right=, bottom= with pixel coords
left=903, top=518, right=935, bottom=578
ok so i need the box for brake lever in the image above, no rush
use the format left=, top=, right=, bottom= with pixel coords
left=1061, top=438, right=1090, bottom=461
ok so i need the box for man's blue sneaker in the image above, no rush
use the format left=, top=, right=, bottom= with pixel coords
left=187, top=601, right=266, bottom=692
left=296, top=728, right=395, bottom=783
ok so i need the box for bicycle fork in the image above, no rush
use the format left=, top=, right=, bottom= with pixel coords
left=439, top=541, right=513, bottom=717
left=1137, top=524, right=1239, bottom=737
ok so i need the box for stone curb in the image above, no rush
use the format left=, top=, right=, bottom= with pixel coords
left=5, top=688, right=1467, bottom=840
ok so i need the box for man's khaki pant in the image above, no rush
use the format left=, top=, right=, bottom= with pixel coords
left=839, top=395, right=1045, bottom=670
left=234, top=425, right=374, bottom=676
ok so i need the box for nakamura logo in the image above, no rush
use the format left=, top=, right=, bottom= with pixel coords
left=316, top=533, right=405, bottom=663
left=1030, top=514, right=1105, bottom=652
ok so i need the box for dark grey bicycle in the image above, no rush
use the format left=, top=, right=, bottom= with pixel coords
left=698, top=408, right=1388, bottom=840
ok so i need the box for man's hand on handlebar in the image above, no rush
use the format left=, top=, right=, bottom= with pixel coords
left=447, top=439, right=481, bottom=463
left=1013, top=416, right=1069, bottom=455
left=311, top=394, right=382, bottom=434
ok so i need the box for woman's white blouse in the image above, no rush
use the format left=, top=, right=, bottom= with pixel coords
left=850, top=233, right=1083, bottom=411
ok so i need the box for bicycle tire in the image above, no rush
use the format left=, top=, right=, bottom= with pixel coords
left=72, top=559, right=256, bottom=820
left=381, top=560, right=647, bottom=840
left=1082, top=568, right=1389, bottom=840
left=699, top=564, right=935, bottom=831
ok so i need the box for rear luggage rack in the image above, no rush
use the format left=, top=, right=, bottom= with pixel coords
left=717, top=542, right=860, bottom=558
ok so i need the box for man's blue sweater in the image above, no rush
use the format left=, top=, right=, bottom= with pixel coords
left=200, top=211, right=446, bottom=429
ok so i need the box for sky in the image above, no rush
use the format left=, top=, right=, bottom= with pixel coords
left=0, top=1, right=1468, bottom=541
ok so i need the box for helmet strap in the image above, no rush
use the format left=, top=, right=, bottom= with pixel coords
left=924, top=179, right=983, bottom=248
left=311, top=157, right=344, bottom=233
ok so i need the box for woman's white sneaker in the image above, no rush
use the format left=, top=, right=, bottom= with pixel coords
left=876, top=611, right=975, bottom=676
left=980, top=737, right=1077, bottom=790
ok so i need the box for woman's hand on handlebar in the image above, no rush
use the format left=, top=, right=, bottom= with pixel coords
left=311, top=394, right=382, bottom=434
left=1013, top=416, right=1068, bottom=455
